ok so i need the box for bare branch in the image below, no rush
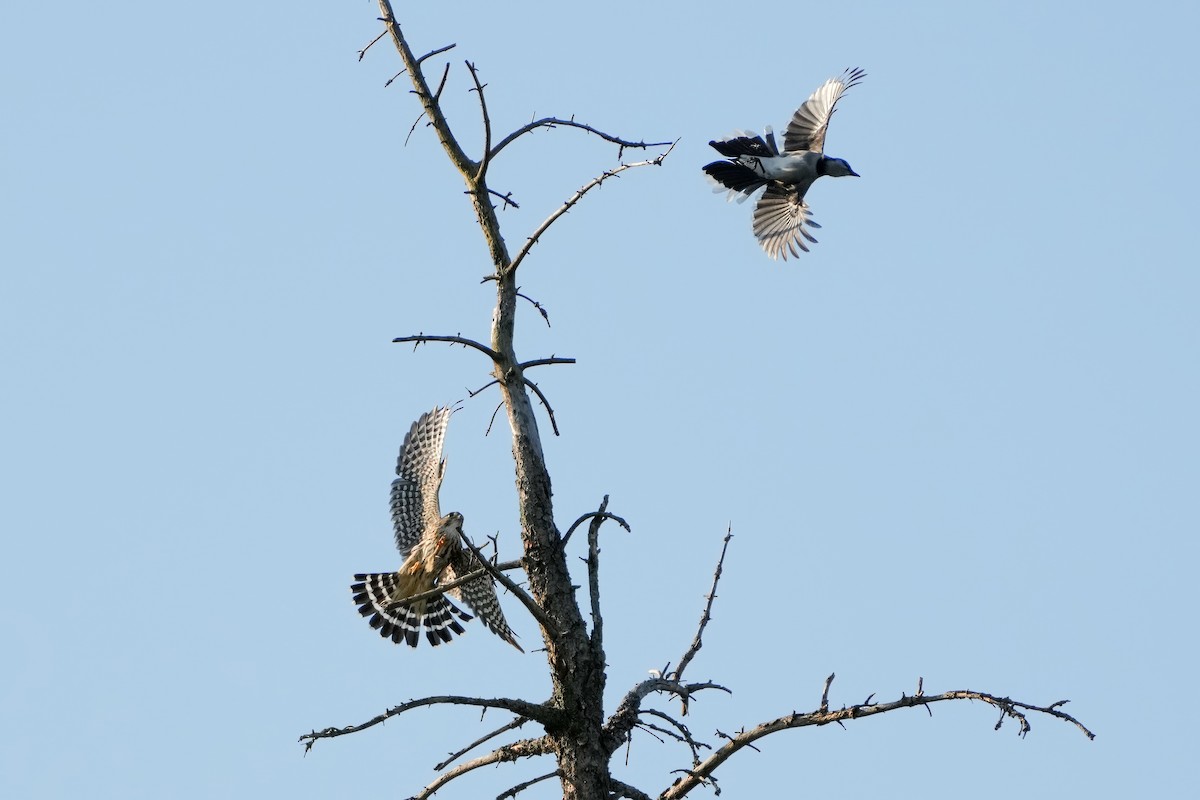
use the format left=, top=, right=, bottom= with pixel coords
left=496, top=769, right=560, bottom=800
left=357, top=29, right=387, bottom=61
left=658, top=683, right=1096, bottom=799
left=820, top=672, right=835, bottom=713
left=402, top=61, right=450, bottom=145
left=466, top=61, right=493, bottom=182
left=413, top=736, right=554, bottom=800
left=517, top=356, right=576, bottom=370
left=436, top=717, right=531, bottom=771
left=468, top=378, right=501, bottom=398
left=487, top=189, right=520, bottom=210
left=376, top=2, right=477, bottom=175
left=299, top=696, right=563, bottom=752
left=586, top=496, right=610, bottom=651
left=672, top=529, right=732, bottom=715
left=604, top=679, right=732, bottom=754
left=561, top=508, right=629, bottom=548
left=609, top=778, right=652, bottom=800
left=638, top=708, right=709, bottom=764
left=393, top=333, right=501, bottom=362
left=507, top=141, right=676, bottom=275
left=516, top=291, right=550, bottom=327
left=490, top=116, right=674, bottom=161
left=417, top=43, right=457, bottom=64
left=522, top=377, right=560, bottom=436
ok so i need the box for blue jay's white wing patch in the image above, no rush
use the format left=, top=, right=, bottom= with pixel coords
left=783, top=67, right=865, bottom=154
left=752, top=185, right=821, bottom=261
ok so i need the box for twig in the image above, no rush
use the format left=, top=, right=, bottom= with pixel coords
left=586, top=496, right=610, bottom=650
left=299, top=696, right=563, bottom=752
left=496, top=769, right=560, bottom=800
left=609, top=778, right=652, bottom=800
left=468, top=379, right=501, bottom=398
left=820, top=673, right=835, bottom=713
left=638, top=708, right=709, bottom=764
left=460, top=533, right=556, bottom=636
left=487, top=189, right=520, bottom=210
left=417, top=43, right=456, bottom=64
left=392, top=333, right=501, bottom=362
left=389, top=559, right=523, bottom=609
left=436, top=717, right=530, bottom=771
left=412, top=736, right=554, bottom=800
left=516, top=291, right=550, bottom=326
left=402, top=61, right=450, bottom=145
left=466, top=61, right=493, bottom=182
left=560, top=508, right=629, bottom=548
left=517, top=356, right=575, bottom=370
left=671, top=529, right=732, bottom=714
left=603, top=679, right=732, bottom=755
left=507, top=141, right=676, bottom=275
left=490, top=116, right=674, bottom=161
left=522, top=377, right=560, bottom=435
left=357, top=29, right=387, bottom=61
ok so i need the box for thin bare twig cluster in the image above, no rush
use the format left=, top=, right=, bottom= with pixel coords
left=300, top=5, right=1093, bottom=799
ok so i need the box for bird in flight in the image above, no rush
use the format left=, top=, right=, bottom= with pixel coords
left=703, top=67, right=865, bottom=259
left=351, top=407, right=522, bottom=650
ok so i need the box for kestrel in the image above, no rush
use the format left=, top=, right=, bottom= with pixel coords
left=351, top=407, right=522, bottom=650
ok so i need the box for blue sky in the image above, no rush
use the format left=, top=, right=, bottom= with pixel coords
left=3, top=2, right=1196, bottom=797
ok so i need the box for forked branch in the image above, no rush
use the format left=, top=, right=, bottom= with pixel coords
left=490, top=116, right=674, bottom=161
left=658, top=677, right=1095, bottom=800
left=299, top=695, right=565, bottom=753
left=507, top=141, right=677, bottom=275
left=393, top=333, right=501, bottom=362
left=412, top=735, right=554, bottom=800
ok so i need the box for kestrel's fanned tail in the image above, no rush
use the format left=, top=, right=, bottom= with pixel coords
left=352, top=572, right=472, bottom=647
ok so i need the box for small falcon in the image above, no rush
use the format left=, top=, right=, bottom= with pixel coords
left=351, top=407, right=522, bottom=650
left=703, top=67, right=865, bottom=259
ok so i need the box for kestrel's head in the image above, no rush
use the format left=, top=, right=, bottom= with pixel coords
left=423, top=512, right=464, bottom=574
left=436, top=512, right=464, bottom=547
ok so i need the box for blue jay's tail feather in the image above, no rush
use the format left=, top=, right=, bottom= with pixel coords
left=707, top=133, right=779, bottom=159
left=352, top=572, right=473, bottom=647
left=703, top=161, right=768, bottom=198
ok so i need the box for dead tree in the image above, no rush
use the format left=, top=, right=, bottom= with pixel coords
left=300, top=6, right=1093, bottom=799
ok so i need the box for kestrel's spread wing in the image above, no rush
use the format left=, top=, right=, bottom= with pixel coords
left=389, top=406, right=451, bottom=556
left=783, top=67, right=866, bottom=154
left=445, top=547, right=523, bottom=652
left=353, top=407, right=522, bottom=651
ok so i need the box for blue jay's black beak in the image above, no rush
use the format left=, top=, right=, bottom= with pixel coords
left=848, top=167, right=861, bottom=177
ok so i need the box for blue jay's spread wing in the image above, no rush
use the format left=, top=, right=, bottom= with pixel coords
left=783, top=67, right=866, bottom=154
left=389, top=407, right=452, bottom=557
left=752, top=185, right=822, bottom=261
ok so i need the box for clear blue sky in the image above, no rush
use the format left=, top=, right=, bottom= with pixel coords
left=3, top=2, right=1196, bottom=797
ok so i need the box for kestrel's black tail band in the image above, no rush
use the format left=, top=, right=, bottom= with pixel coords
left=351, top=572, right=473, bottom=647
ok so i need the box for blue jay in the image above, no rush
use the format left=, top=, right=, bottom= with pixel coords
left=704, top=68, right=865, bottom=259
